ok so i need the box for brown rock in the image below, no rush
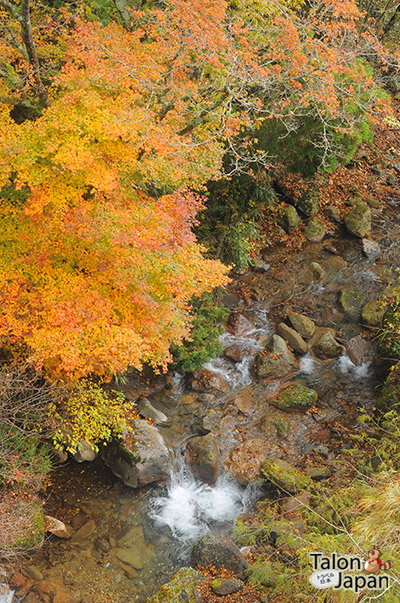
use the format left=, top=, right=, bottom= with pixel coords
left=191, top=369, right=230, bottom=395
left=276, top=322, right=308, bottom=355
left=345, top=336, right=372, bottom=366
left=35, top=578, right=72, bottom=603
left=223, top=345, right=244, bottom=362
left=186, top=433, right=220, bottom=484
left=45, top=516, right=72, bottom=539
left=11, top=572, right=27, bottom=588
left=224, top=439, right=267, bottom=485
left=228, top=314, right=254, bottom=336
left=71, top=519, right=96, bottom=543
left=281, top=491, right=310, bottom=516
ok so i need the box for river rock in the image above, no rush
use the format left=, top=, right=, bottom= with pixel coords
left=228, top=314, right=254, bottom=337
left=269, top=382, right=317, bottom=411
left=35, top=578, right=72, bottom=603
left=276, top=322, right=308, bottom=355
left=344, top=204, right=371, bottom=237
left=304, top=219, right=325, bottom=242
left=311, top=329, right=344, bottom=359
left=146, top=568, right=204, bottom=603
left=324, top=205, right=341, bottom=223
left=345, top=335, right=373, bottom=366
left=115, top=547, right=144, bottom=569
left=255, top=335, right=299, bottom=380
left=362, top=239, right=381, bottom=261
left=339, top=289, right=365, bottom=315
left=259, top=415, right=290, bottom=438
left=278, top=205, right=300, bottom=234
left=44, top=516, right=72, bottom=539
left=251, top=257, right=270, bottom=273
left=211, top=578, right=243, bottom=596
left=297, top=190, right=320, bottom=217
left=102, top=419, right=171, bottom=488
left=309, top=261, right=326, bottom=281
left=137, top=398, right=168, bottom=425
left=261, top=458, right=310, bottom=494
left=287, top=312, right=315, bottom=339
left=224, top=438, right=267, bottom=485
left=200, top=410, right=221, bottom=434
left=72, top=441, right=97, bottom=463
left=223, top=345, right=244, bottom=362
left=190, top=369, right=230, bottom=395
left=361, top=300, right=386, bottom=327
left=71, top=519, right=96, bottom=543
left=305, top=467, right=332, bottom=481
left=186, top=433, right=220, bottom=484
left=27, top=566, right=44, bottom=581
left=191, top=535, right=249, bottom=579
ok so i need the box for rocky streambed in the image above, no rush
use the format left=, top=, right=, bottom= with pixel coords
left=4, top=194, right=400, bottom=603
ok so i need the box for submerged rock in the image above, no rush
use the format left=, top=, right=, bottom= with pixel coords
left=344, top=204, right=371, bottom=237
left=191, top=535, right=249, bottom=579
left=200, top=410, right=221, bottom=434
left=224, top=438, right=267, bottom=485
left=102, top=419, right=171, bottom=488
left=186, top=433, right=220, bottom=484
left=259, top=415, right=290, bottom=439
left=255, top=335, right=299, bottom=380
left=339, top=289, right=365, bottom=314
left=261, top=458, right=310, bottom=494
left=269, top=382, right=317, bottom=411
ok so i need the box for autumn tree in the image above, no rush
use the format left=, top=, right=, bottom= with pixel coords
left=0, top=0, right=392, bottom=380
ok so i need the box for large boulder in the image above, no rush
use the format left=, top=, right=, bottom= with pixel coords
left=277, top=322, right=308, bottom=355
left=261, top=458, right=310, bottom=494
left=224, top=438, right=267, bottom=485
left=269, top=382, right=317, bottom=411
left=278, top=205, right=301, bottom=234
left=255, top=335, right=299, bottom=380
left=311, top=329, right=344, bottom=359
left=186, top=433, right=220, bottom=484
left=344, top=204, right=371, bottom=237
left=190, top=369, right=230, bottom=395
left=287, top=312, right=315, bottom=339
left=191, top=535, right=249, bottom=579
left=101, top=419, right=171, bottom=488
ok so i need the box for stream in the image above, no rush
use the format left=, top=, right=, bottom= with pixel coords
left=8, top=204, right=399, bottom=603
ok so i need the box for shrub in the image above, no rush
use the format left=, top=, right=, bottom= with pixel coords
left=171, top=292, right=229, bottom=372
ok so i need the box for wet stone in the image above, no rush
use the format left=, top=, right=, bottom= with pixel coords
left=71, top=519, right=96, bottom=543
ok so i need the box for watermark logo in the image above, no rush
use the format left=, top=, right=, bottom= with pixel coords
left=309, top=550, right=393, bottom=594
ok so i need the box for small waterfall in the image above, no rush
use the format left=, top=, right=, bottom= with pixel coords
left=298, top=352, right=316, bottom=375
left=337, top=352, right=371, bottom=379
left=0, top=586, right=13, bottom=603
left=204, top=311, right=271, bottom=390
left=149, top=461, right=261, bottom=545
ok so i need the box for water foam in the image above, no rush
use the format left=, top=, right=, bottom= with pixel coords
left=337, top=352, right=371, bottom=379
left=150, top=461, right=260, bottom=542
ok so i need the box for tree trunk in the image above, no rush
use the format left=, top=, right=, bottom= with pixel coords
left=20, top=0, right=49, bottom=107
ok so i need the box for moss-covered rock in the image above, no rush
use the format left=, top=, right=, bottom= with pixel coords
left=304, top=219, right=325, bottom=242
left=186, top=433, right=220, bottom=484
left=278, top=205, right=301, bottom=234
left=146, top=567, right=204, bottom=603
left=324, top=205, right=341, bottom=223
left=261, top=458, right=310, bottom=494
left=361, top=300, right=386, bottom=328
left=311, top=329, right=344, bottom=359
left=339, top=289, right=365, bottom=313
left=287, top=312, right=315, bottom=339
left=260, top=415, right=290, bottom=439
left=344, top=204, right=371, bottom=237
left=297, top=191, right=320, bottom=218
left=378, top=304, right=400, bottom=361
left=255, top=335, right=299, bottom=380
left=269, top=382, right=318, bottom=412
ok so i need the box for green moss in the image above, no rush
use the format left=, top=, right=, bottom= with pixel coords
left=270, top=382, right=317, bottom=411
